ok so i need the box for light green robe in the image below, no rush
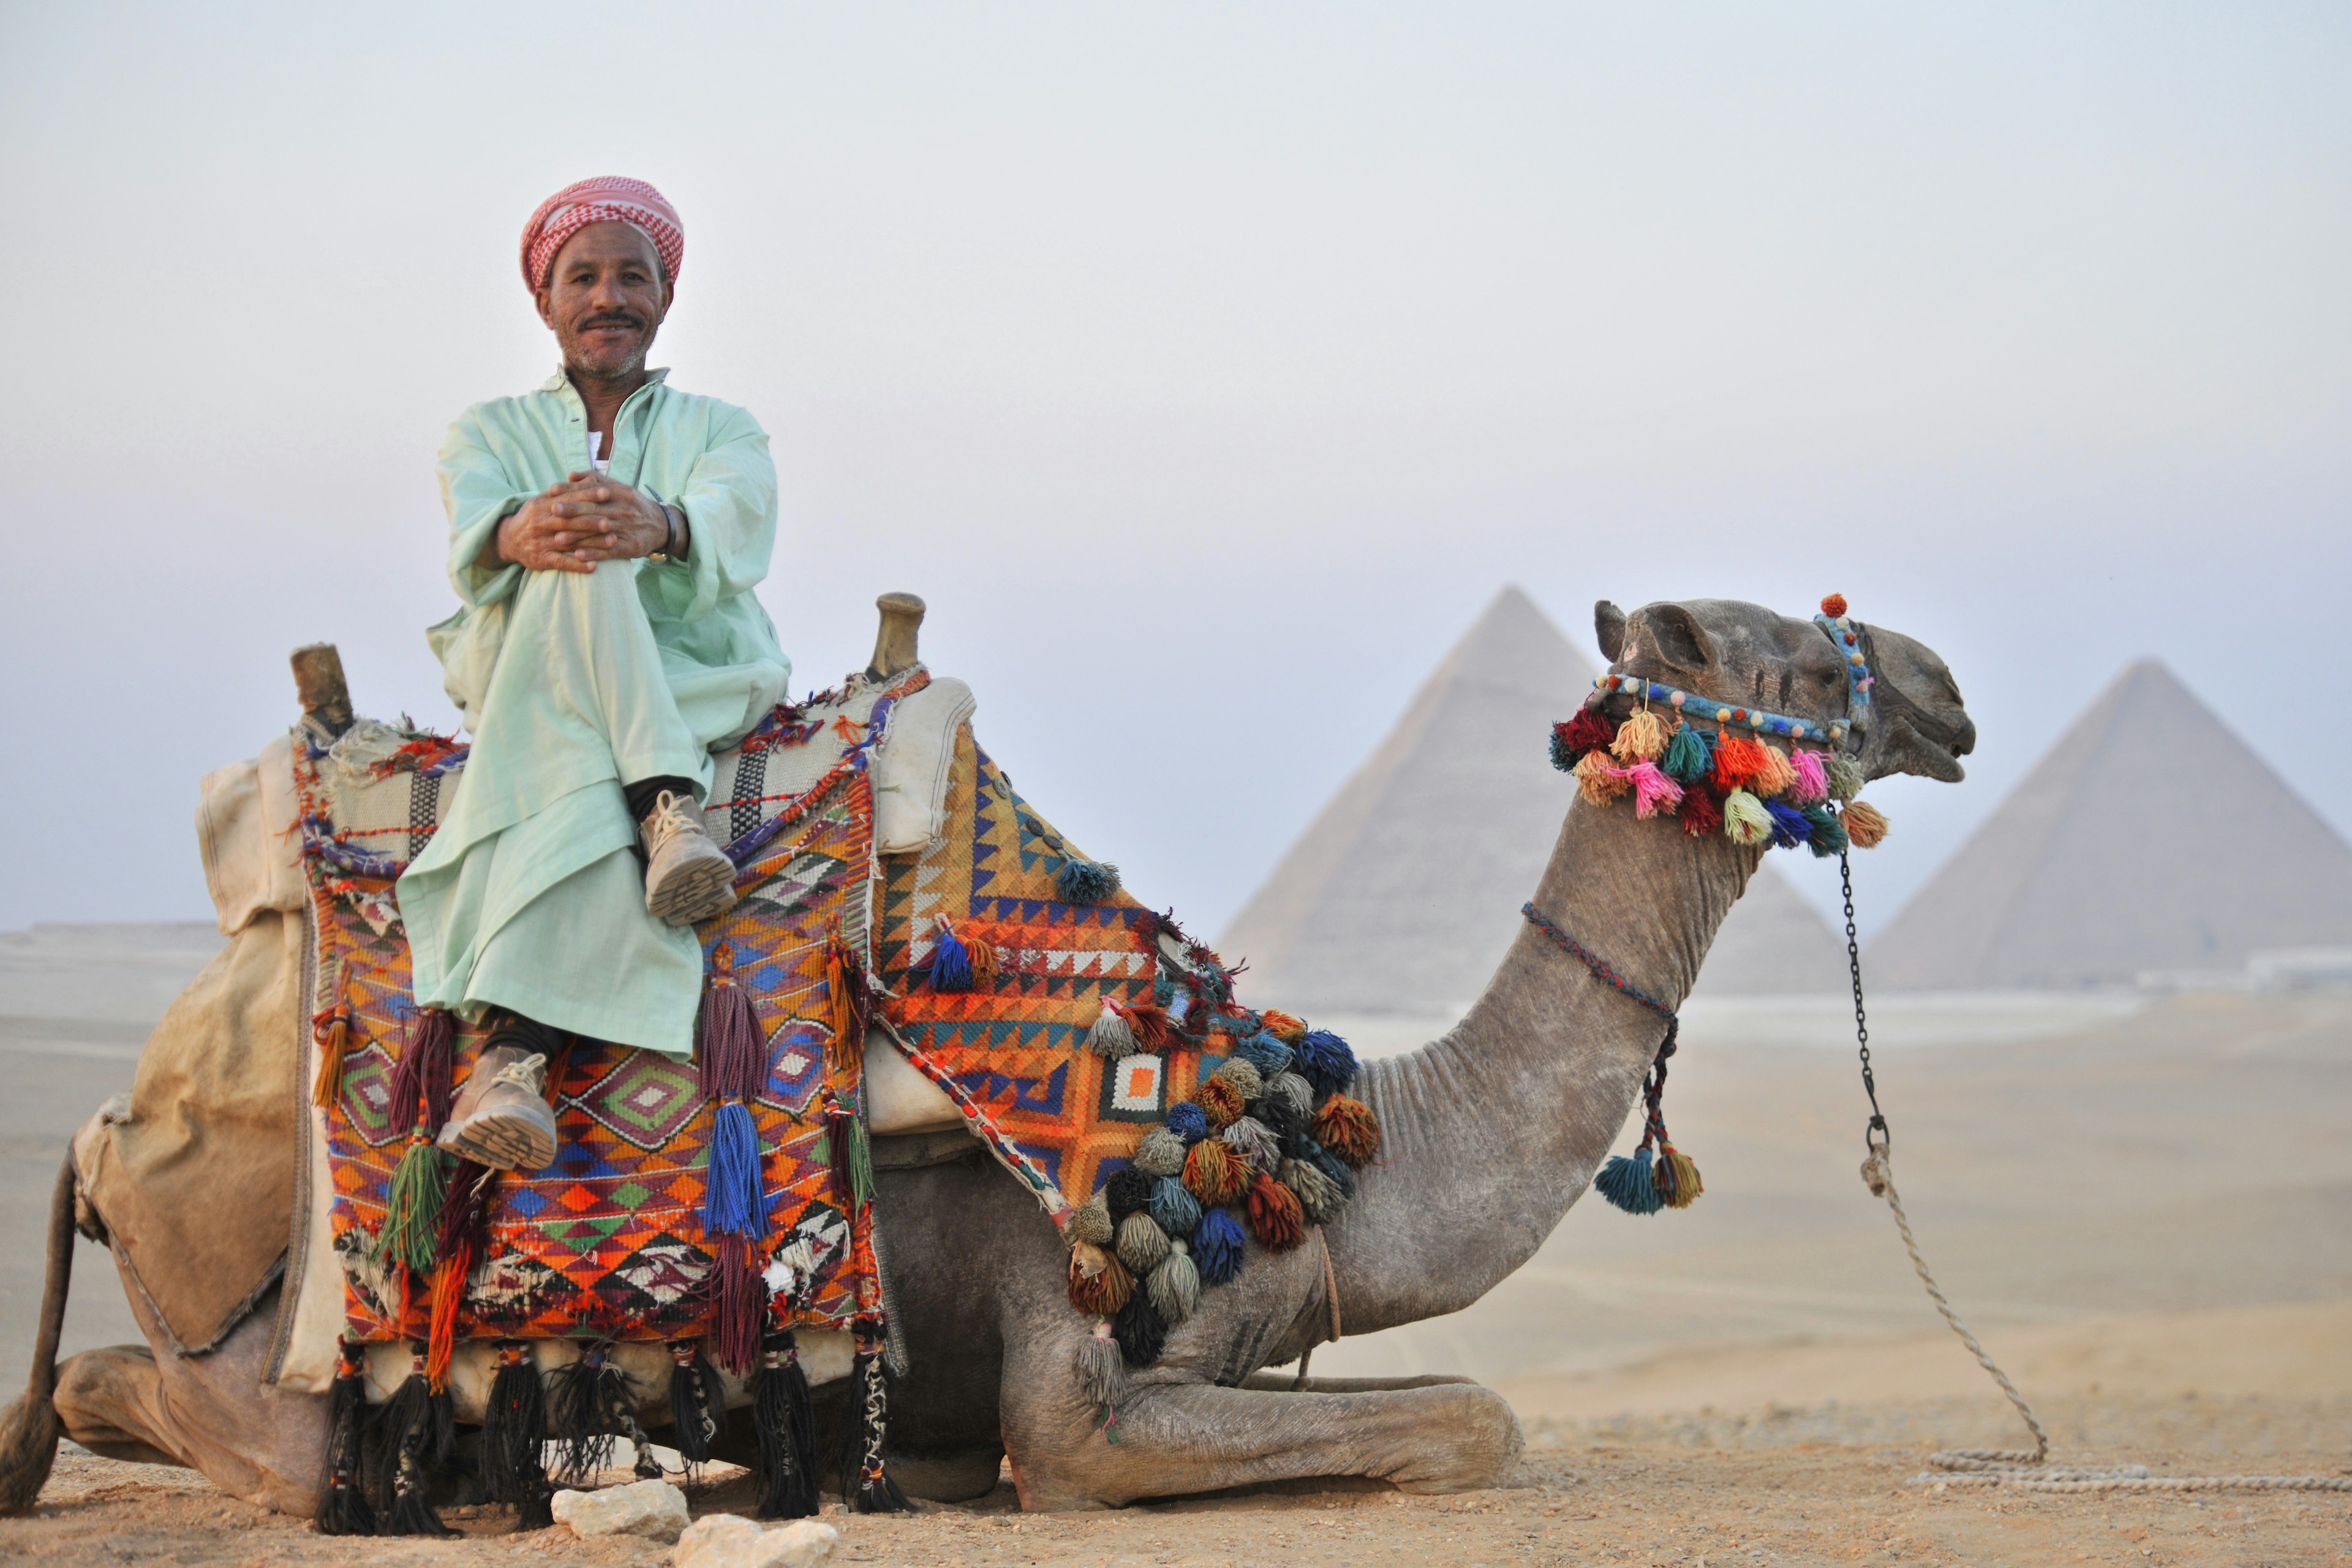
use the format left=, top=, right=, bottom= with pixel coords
left=395, top=368, right=790, bottom=1056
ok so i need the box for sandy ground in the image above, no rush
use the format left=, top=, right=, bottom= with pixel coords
left=2, top=927, right=2348, bottom=1563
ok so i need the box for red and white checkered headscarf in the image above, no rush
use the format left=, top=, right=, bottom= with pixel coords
left=519, top=176, right=684, bottom=293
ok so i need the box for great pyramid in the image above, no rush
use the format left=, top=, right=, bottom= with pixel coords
left=1217, top=587, right=1848, bottom=1016
left=1866, top=659, right=2352, bottom=989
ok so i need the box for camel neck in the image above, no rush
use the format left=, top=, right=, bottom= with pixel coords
left=1327, top=796, right=1757, bottom=1335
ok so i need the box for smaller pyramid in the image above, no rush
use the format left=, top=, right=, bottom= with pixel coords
left=1866, top=660, right=2352, bottom=989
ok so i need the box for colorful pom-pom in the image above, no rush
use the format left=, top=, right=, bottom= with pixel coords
left=1573, top=749, right=1633, bottom=806
left=1721, top=788, right=1772, bottom=846
left=926, top=918, right=974, bottom=992
left=1147, top=1246, right=1200, bottom=1325
left=1595, top=1148, right=1664, bottom=1215
left=1292, top=1030, right=1357, bottom=1099
left=1112, top=1290, right=1168, bottom=1367
left=1678, top=786, right=1724, bottom=839
left=1182, top=1134, right=1251, bottom=1205
left=1084, top=1001, right=1134, bottom=1058
left=1279, top=1157, right=1344, bottom=1224
left=1069, top=1195, right=1114, bottom=1246
left=1844, top=799, right=1890, bottom=848
left=1163, top=1102, right=1211, bottom=1145
left=1055, top=858, right=1121, bottom=903
left=1132, top=1126, right=1187, bottom=1178
left=1826, top=754, right=1864, bottom=802
left=1242, top=1172, right=1307, bottom=1251
left=1115, top=1210, right=1172, bottom=1275
left=1121, top=1003, right=1174, bottom=1054
left=1197, top=1076, right=1245, bottom=1131
left=1610, top=707, right=1669, bottom=763
left=1655, top=1145, right=1703, bottom=1209
left=1550, top=707, right=1618, bottom=772
left=1710, top=735, right=1766, bottom=793
left=1104, top=1167, right=1151, bottom=1220
left=1802, top=803, right=1848, bottom=857
left=1311, top=1095, right=1381, bottom=1167
left=1751, top=742, right=1796, bottom=799
left=1789, top=748, right=1829, bottom=805
left=1820, top=593, right=1847, bottom=618
left=1221, top=1115, right=1281, bottom=1175
left=1191, top=1208, right=1246, bottom=1284
left=1660, top=723, right=1713, bottom=785
left=1210, top=1057, right=1264, bottom=1105
left=1629, top=761, right=1684, bottom=819
left=1762, top=799, right=1813, bottom=849
left=1148, top=1175, right=1202, bottom=1238
left=1257, top=1009, right=1309, bottom=1045
left=1232, top=1030, right=1293, bottom=1079
left=1068, top=1242, right=1134, bottom=1314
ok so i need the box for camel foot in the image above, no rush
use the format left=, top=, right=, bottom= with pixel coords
left=1005, top=1376, right=1523, bottom=1510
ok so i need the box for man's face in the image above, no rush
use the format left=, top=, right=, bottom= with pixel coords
left=535, top=221, right=671, bottom=379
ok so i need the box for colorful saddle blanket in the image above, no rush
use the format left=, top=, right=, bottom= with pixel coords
left=303, top=694, right=916, bottom=1353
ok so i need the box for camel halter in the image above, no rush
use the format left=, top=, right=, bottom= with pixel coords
left=1545, top=595, right=2349, bottom=1495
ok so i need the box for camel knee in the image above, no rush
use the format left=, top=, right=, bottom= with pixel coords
left=55, top=1345, right=188, bottom=1470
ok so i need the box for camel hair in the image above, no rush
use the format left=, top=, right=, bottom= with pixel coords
left=0, top=594, right=1975, bottom=1515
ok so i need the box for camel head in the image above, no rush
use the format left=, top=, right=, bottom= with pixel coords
left=1591, top=597, right=1974, bottom=783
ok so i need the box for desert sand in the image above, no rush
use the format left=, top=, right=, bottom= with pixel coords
left=1, top=924, right=2346, bottom=1564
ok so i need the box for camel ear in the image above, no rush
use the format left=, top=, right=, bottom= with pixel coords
left=1594, top=601, right=1626, bottom=663
left=1638, top=602, right=1717, bottom=674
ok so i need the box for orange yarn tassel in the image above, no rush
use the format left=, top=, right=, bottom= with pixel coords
left=1750, top=743, right=1796, bottom=799
left=312, top=1007, right=350, bottom=1110
left=1844, top=799, right=1890, bottom=848
left=1067, top=1242, right=1134, bottom=1316
left=1572, top=750, right=1632, bottom=807
left=824, top=932, right=867, bottom=1075
left=1196, top=1076, right=1245, bottom=1133
left=1242, top=1172, right=1306, bottom=1251
left=1257, top=1010, right=1308, bottom=1045
left=424, top=1240, right=472, bottom=1392
left=1312, top=1095, right=1382, bottom=1167
left=1711, top=734, right=1766, bottom=793
left=1183, top=1134, right=1252, bottom=1205
left=1610, top=707, right=1670, bottom=763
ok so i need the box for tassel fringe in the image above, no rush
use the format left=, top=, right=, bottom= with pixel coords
left=312, top=1341, right=376, bottom=1536
left=755, top=1330, right=821, bottom=1519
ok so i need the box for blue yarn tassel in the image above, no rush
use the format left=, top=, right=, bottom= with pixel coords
left=1055, top=859, right=1122, bottom=903
left=1163, top=1102, right=1210, bottom=1144
left=1596, top=1149, right=1664, bottom=1215
left=1660, top=724, right=1713, bottom=785
left=1148, top=1176, right=1202, bottom=1238
left=1191, top=1208, right=1246, bottom=1284
left=1293, top=1030, right=1357, bottom=1099
left=1232, top=1031, right=1292, bottom=1079
left=927, top=924, right=973, bottom=992
left=1762, top=799, right=1814, bottom=850
left=1304, top=1144, right=1356, bottom=1200
left=704, top=1100, right=769, bottom=1237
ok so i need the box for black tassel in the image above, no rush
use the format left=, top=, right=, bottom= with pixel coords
left=373, top=1352, right=455, bottom=1537
left=836, top=1321, right=911, bottom=1514
left=312, top=1341, right=375, bottom=1536
left=480, top=1341, right=552, bottom=1530
left=549, top=1346, right=628, bottom=1488
left=753, top=1329, right=820, bottom=1519
left=666, top=1341, right=726, bottom=1471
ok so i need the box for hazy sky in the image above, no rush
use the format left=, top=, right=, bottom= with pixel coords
left=3, top=2, right=2346, bottom=951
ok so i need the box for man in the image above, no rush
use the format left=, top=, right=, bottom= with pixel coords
left=396, top=176, right=790, bottom=1170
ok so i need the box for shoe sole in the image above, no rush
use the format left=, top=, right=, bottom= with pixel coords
left=445, top=1110, right=557, bottom=1172
left=647, top=851, right=738, bottom=927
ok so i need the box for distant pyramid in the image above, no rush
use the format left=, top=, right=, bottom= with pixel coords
left=1867, top=659, right=2352, bottom=989
left=1218, top=587, right=1847, bottom=1014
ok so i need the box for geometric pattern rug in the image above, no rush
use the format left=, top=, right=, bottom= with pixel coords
left=307, top=747, right=883, bottom=1346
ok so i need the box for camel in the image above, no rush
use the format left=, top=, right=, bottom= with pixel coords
left=0, top=593, right=1973, bottom=1517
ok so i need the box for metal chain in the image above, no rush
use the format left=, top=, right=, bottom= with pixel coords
left=1838, top=853, right=2350, bottom=1494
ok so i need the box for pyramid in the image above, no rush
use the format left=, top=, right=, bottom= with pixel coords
left=1217, top=587, right=1847, bottom=1016
left=1866, top=659, right=2352, bottom=989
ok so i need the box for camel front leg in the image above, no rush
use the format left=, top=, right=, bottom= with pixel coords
left=1001, top=1368, right=1523, bottom=1510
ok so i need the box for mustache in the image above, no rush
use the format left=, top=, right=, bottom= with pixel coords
left=577, top=312, right=645, bottom=332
